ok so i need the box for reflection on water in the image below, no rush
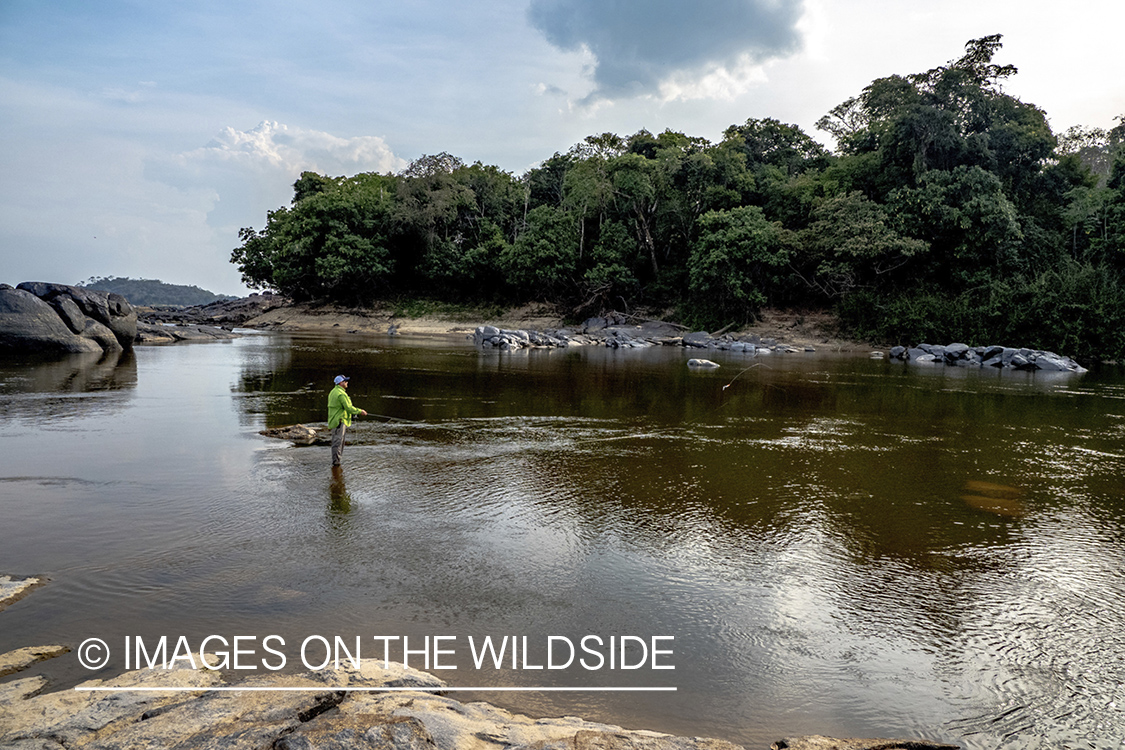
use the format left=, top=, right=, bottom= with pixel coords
left=1, top=333, right=1124, bottom=749
left=0, top=349, right=137, bottom=421
left=328, top=465, right=353, bottom=519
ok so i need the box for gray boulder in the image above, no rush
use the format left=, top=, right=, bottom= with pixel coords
left=0, top=286, right=102, bottom=354
left=1, top=282, right=137, bottom=354
left=682, top=332, right=711, bottom=348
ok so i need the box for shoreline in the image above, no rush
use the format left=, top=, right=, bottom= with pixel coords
left=139, top=297, right=870, bottom=354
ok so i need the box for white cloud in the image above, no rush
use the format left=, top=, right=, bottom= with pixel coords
left=160, top=121, right=406, bottom=184
left=147, top=121, right=408, bottom=231
left=658, top=56, right=772, bottom=102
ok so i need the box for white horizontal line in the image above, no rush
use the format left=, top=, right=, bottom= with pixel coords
left=75, top=686, right=676, bottom=692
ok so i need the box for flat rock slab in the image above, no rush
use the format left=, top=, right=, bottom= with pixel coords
left=772, top=736, right=959, bottom=750
left=1, top=658, right=958, bottom=750
left=0, top=574, right=46, bottom=611
left=0, top=645, right=70, bottom=678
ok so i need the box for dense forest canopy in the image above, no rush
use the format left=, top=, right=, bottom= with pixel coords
left=231, top=36, right=1125, bottom=360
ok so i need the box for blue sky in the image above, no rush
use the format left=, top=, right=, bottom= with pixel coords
left=2, top=0, right=1122, bottom=295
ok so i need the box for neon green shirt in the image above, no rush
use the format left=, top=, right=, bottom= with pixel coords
left=327, top=385, right=361, bottom=428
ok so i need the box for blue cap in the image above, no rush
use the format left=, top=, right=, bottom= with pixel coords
left=334, top=375, right=350, bottom=385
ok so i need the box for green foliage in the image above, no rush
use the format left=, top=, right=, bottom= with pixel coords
left=887, top=165, right=1023, bottom=286
left=687, top=206, right=787, bottom=328
left=231, top=173, right=397, bottom=303
left=798, top=192, right=928, bottom=296
left=500, top=205, right=579, bottom=298
left=226, top=35, right=1125, bottom=360
left=837, top=260, right=1125, bottom=362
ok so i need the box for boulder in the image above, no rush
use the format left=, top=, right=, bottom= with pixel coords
left=0, top=287, right=102, bottom=354
left=682, top=332, right=711, bottom=348
left=1, top=283, right=136, bottom=354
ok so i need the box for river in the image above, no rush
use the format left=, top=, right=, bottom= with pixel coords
left=1, top=331, right=1123, bottom=749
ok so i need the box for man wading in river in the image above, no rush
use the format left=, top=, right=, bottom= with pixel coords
left=328, top=375, right=367, bottom=466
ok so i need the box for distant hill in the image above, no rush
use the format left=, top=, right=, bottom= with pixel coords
left=78, top=276, right=239, bottom=307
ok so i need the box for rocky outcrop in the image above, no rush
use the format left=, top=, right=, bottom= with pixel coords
left=0, top=660, right=716, bottom=750
left=888, top=343, right=1087, bottom=373
left=0, top=658, right=960, bottom=750
left=136, top=321, right=242, bottom=344
left=140, top=292, right=289, bottom=328
left=0, top=282, right=136, bottom=354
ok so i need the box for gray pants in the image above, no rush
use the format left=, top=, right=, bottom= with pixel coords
left=331, top=423, right=347, bottom=466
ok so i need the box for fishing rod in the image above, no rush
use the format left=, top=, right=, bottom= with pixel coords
left=721, top=362, right=765, bottom=391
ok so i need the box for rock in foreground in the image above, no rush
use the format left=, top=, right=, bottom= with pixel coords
left=1, top=661, right=735, bottom=750
left=0, top=658, right=960, bottom=750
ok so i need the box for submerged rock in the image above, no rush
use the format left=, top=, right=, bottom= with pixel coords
left=0, top=574, right=46, bottom=612
left=0, top=645, right=70, bottom=679
left=259, top=424, right=330, bottom=445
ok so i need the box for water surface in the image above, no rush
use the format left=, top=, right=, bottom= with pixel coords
left=1, top=332, right=1124, bottom=749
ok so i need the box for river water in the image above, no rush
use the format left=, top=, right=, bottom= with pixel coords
left=1, top=331, right=1124, bottom=749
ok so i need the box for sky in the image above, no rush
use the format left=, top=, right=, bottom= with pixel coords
left=2, top=0, right=1123, bottom=296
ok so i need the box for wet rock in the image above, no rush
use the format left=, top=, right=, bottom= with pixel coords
left=0, top=645, right=70, bottom=678
left=260, top=424, right=330, bottom=445
left=0, top=574, right=46, bottom=611
left=140, top=294, right=289, bottom=329
left=687, top=359, right=720, bottom=368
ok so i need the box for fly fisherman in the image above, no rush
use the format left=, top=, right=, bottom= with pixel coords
left=328, top=375, right=367, bottom=466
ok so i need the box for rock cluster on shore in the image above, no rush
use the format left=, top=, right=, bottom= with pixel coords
left=473, top=315, right=810, bottom=356
left=136, top=293, right=289, bottom=344
left=887, top=343, right=1087, bottom=373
